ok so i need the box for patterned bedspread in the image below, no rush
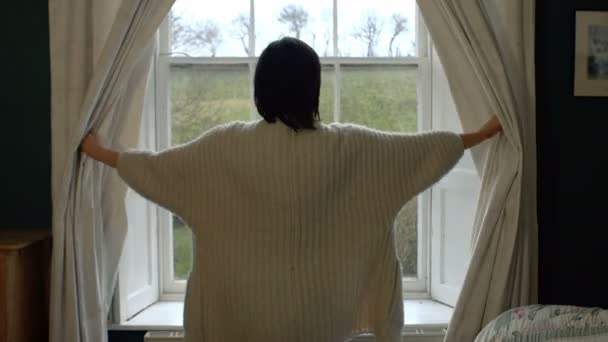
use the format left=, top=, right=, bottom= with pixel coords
left=475, top=305, right=608, bottom=341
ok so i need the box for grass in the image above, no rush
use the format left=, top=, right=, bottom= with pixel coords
left=170, top=64, right=420, bottom=279
left=173, top=217, right=192, bottom=279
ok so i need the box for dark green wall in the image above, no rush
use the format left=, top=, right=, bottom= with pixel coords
left=0, top=2, right=144, bottom=342
left=1, top=1, right=51, bottom=229
left=537, top=0, right=608, bottom=307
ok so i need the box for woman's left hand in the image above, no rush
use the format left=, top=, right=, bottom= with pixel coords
left=478, top=115, right=502, bottom=139
left=459, top=115, right=503, bottom=150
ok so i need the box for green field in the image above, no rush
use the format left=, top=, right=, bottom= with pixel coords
left=171, top=63, right=419, bottom=279
left=173, top=217, right=192, bottom=280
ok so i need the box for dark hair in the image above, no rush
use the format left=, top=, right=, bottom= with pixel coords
left=254, top=37, right=321, bottom=131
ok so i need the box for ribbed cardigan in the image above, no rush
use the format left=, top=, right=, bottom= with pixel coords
left=117, top=119, right=464, bottom=342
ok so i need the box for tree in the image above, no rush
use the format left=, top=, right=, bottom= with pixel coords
left=168, top=12, right=223, bottom=57
left=322, top=29, right=331, bottom=56
left=388, top=14, right=407, bottom=57
left=353, top=15, right=382, bottom=57
left=168, top=12, right=191, bottom=54
left=192, top=21, right=223, bottom=57
left=278, top=5, right=309, bottom=39
left=232, top=14, right=251, bottom=55
left=320, top=11, right=332, bottom=56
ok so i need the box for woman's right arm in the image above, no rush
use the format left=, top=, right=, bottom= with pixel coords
left=368, top=115, right=502, bottom=201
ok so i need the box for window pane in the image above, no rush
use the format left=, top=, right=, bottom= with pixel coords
left=256, top=0, right=334, bottom=56
left=170, top=63, right=251, bottom=145
left=395, top=200, right=417, bottom=278
left=319, top=65, right=335, bottom=122
left=340, top=65, right=417, bottom=132
left=170, top=0, right=250, bottom=57
left=338, top=0, right=417, bottom=57
left=340, top=64, right=418, bottom=277
left=173, top=216, right=192, bottom=280
left=170, top=63, right=251, bottom=279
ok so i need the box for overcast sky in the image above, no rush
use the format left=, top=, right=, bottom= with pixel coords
left=171, top=0, right=418, bottom=57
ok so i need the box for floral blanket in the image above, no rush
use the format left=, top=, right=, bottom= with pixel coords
left=475, top=305, right=608, bottom=342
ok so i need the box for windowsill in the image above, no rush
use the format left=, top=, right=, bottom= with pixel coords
left=108, top=299, right=453, bottom=331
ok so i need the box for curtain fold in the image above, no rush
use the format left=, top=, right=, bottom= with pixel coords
left=416, top=1, right=537, bottom=341
left=49, top=1, right=174, bottom=341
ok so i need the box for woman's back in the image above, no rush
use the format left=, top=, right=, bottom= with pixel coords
left=116, top=119, right=464, bottom=342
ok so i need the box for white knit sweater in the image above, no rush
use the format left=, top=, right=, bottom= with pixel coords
left=117, top=120, right=464, bottom=342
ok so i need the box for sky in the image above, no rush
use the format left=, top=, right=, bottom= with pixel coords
left=171, top=0, right=418, bottom=57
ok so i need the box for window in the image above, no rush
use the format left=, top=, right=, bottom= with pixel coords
left=115, top=0, right=479, bottom=323
left=158, top=0, right=428, bottom=298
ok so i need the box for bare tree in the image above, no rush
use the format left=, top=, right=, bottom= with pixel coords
left=192, top=21, right=223, bottom=57
left=169, top=13, right=223, bottom=57
left=323, top=30, right=331, bottom=56
left=278, top=5, right=309, bottom=39
left=168, top=12, right=191, bottom=54
left=353, top=15, right=382, bottom=57
left=169, top=12, right=223, bottom=57
left=320, top=11, right=332, bottom=56
left=388, top=14, right=407, bottom=57
left=232, top=14, right=251, bottom=55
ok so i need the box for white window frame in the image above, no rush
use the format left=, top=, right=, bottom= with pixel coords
left=153, top=0, right=435, bottom=301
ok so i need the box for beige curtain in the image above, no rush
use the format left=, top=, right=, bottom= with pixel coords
left=49, top=1, right=174, bottom=341
left=416, top=1, right=538, bottom=341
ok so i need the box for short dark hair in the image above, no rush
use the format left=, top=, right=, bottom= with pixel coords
left=254, top=37, right=321, bottom=131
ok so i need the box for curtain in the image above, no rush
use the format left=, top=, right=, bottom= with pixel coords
left=49, top=1, right=174, bottom=341
left=416, top=1, right=537, bottom=341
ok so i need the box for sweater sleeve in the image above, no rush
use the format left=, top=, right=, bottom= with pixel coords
left=374, top=130, right=465, bottom=203
left=116, top=142, right=195, bottom=217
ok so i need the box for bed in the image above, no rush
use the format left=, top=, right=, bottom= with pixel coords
left=475, top=305, right=608, bottom=341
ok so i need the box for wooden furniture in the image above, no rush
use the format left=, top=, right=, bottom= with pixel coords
left=0, top=230, right=51, bottom=342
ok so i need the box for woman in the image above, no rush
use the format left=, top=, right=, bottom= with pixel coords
left=81, top=37, right=501, bottom=342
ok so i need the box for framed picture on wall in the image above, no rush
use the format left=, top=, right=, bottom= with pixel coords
left=574, top=10, right=608, bottom=97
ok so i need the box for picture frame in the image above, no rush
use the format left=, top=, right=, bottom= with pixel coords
left=574, top=10, right=608, bottom=97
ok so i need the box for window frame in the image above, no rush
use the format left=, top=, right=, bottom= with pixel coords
left=154, top=0, right=433, bottom=301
